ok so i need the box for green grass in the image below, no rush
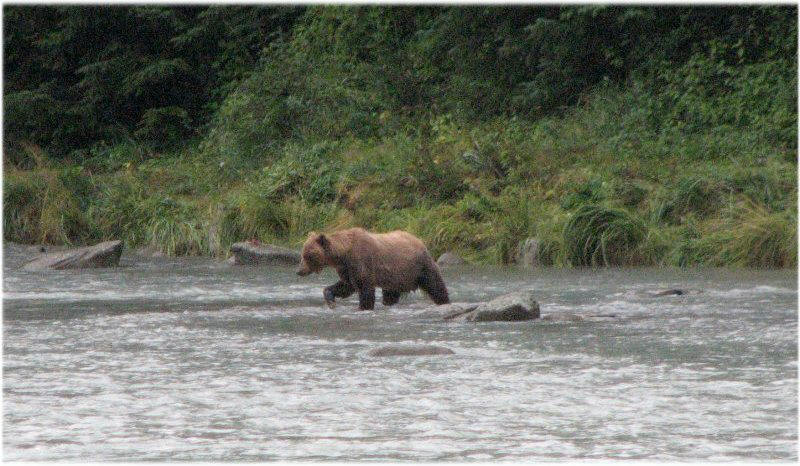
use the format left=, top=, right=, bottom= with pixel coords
left=4, top=82, right=796, bottom=268
left=562, top=204, right=648, bottom=267
left=699, top=199, right=797, bottom=268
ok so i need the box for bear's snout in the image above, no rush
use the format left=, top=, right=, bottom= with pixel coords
left=297, top=268, right=310, bottom=276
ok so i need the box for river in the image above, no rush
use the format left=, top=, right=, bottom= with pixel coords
left=3, top=243, right=797, bottom=460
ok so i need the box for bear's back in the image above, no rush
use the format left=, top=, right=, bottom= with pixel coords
left=368, top=230, right=432, bottom=291
left=371, top=230, right=426, bottom=251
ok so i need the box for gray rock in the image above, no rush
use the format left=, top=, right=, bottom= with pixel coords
left=450, top=290, right=541, bottom=322
left=415, top=302, right=479, bottom=320
left=368, top=344, right=455, bottom=357
left=230, top=242, right=300, bottom=265
left=436, top=252, right=466, bottom=266
left=516, top=238, right=541, bottom=268
left=22, top=240, right=123, bottom=271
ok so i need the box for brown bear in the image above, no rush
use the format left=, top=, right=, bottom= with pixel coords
left=296, top=227, right=450, bottom=310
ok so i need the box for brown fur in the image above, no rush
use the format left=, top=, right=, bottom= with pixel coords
left=297, top=227, right=450, bottom=310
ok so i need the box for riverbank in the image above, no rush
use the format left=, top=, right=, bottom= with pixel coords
left=4, top=7, right=796, bottom=268
left=5, top=86, right=797, bottom=268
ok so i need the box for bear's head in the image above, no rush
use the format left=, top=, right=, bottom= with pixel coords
left=297, top=232, right=330, bottom=276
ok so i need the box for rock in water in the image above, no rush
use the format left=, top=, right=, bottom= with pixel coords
left=229, top=242, right=300, bottom=265
left=652, top=289, right=685, bottom=297
left=450, top=290, right=541, bottom=322
left=21, top=240, right=123, bottom=271
left=368, top=344, right=455, bottom=357
left=414, top=302, right=480, bottom=320
left=436, top=252, right=466, bottom=266
left=437, top=303, right=480, bottom=320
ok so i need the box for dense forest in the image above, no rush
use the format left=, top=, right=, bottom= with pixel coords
left=4, top=5, right=797, bottom=267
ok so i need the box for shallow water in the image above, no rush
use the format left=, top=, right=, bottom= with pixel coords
left=3, top=243, right=797, bottom=461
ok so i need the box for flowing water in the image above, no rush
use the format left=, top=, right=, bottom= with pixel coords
left=3, top=243, right=797, bottom=461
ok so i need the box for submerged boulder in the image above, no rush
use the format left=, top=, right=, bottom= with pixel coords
left=651, top=288, right=685, bottom=297
left=21, top=240, right=123, bottom=271
left=447, top=290, right=541, bottom=322
left=229, top=241, right=300, bottom=265
left=368, top=344, right=455, bottom=357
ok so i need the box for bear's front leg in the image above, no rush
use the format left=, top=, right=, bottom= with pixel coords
left=358, top=286, right=376, bottom=310
left=382, top=290, right=401, bottom=306
left=323, top=280, right=355, bottom=309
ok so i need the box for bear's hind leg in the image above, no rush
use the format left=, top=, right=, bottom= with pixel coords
left=324, top=280, right=354, bottom=309
left=418, top=263, right=450, bottom=305
left=382, top=290, right=401, bottom=306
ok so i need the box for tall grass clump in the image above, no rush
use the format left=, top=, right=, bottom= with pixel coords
left=4, top=167, right=97, bottom=245
left=563, top=204, right=648, bottom=266
left=88, top=174, right=212, bottom=255
left=652, top=176, right=723, bottom=224
left=88, top=174, right=151, bottom=247
left=142, top=197, right=211, bottom=256
left=222, top=189, right=340, bottom=248
left=712, top=199, right=797, bottom=268
left=4, top=170, right=47, bottom=243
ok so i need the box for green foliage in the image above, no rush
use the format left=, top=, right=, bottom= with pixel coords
left=654, top=54, right=796, bottom=148
left=4, top=5, right=304, bottom=158
left=3, top=168, right=98, bottom=245
left=563, top=204, right=648, bottom=266
left=706, top=200, right=797, bottom=268
left=200, top=39, right=391, bottom=164
left=652, top=177, right=722, bottom=224
left=88, top=174, right=217, bottom=255
left=82, top=141, right=150, bottom=173
left=3, top=6, right=796, bottom=268
left=143, top=198, right=211, bottom=256
left=134, top=107, right=191, bottom=150
left=4, top=170, right=47, bottom=243
left=87, top=174, right=152, bottom=247
left=561, top=178, right=610, bottom=210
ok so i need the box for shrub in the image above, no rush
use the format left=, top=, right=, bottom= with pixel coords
left=134, top=106, right=192, bottom=151
left=87, top=174, right=151, bottom=247
left=144, top=198, right=211, bottom=256
left=652, top=176, right=723, bottom=225
left=4, top=170, right=46, bottom=243
left=714, top=199, right=797, bottom=268
left=563, top=204, right=648, bottom=266
left=4, top=167, right=97, bottom=245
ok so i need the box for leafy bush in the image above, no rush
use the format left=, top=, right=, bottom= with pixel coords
left=653, top=53, right=796, bottom=148
left=134, top=106, right=192, bottom=150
